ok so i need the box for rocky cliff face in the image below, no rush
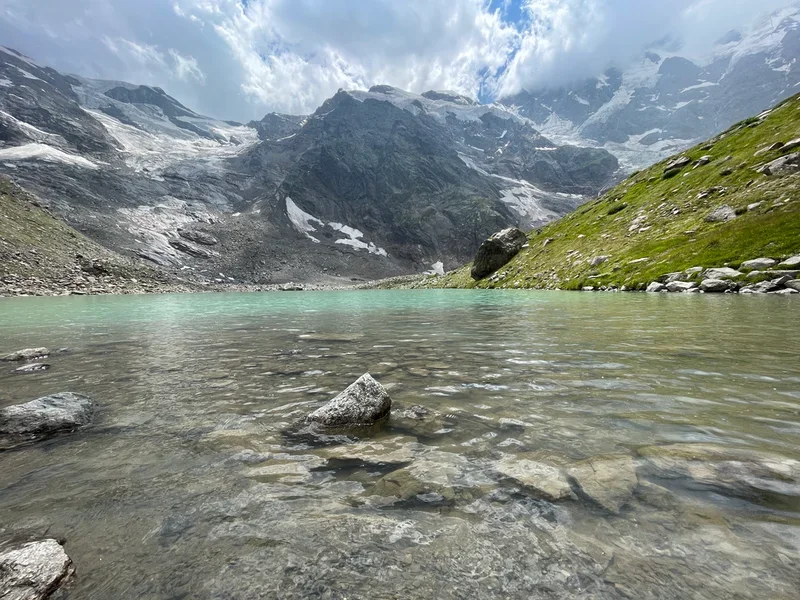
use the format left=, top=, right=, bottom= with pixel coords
left=0, top=48, right=618, bottom=282
left=503, top=6, right=800, bottom=170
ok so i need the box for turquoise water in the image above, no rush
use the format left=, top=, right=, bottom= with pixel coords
left=0, top=290, right=799, bottom=598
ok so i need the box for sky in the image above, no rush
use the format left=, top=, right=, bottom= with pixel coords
left=0, top=0, right=795, bottom=121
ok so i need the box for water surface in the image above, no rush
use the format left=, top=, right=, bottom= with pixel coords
left=1, top=290, right=799, bottom=598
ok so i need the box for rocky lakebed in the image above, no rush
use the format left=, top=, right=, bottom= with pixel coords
left=0, top=289, right=799, bottom=599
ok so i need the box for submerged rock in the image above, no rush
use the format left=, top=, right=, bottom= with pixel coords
left=639, top=444, right=800, bottom=499
left=305, top=373, right=391, bottom=427
left=1, top=348, right=49, bottom=362
left=495, top=457, right=574, bottom=501
left=12, top=363, right=50, bottom=374
left=0, top=539, right=74, bottom=600
left=470, top=228, right=528, bottom=280
left=567, top=455, right=638, bottom=513
left=0, top=392, right=94, bottom=449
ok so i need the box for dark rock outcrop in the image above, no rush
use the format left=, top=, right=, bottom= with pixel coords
left=470, top=228, right=528, bottom=280
left=0, top=539, right=74, bottom=600
left=0, top=392, right=94, bottom=449
left=305, top=373, right=391, bottom=427
left=177, top=229, right=218, bottom=246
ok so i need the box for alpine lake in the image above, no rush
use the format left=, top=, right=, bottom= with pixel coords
left=1, top=289, right=798, bottom=599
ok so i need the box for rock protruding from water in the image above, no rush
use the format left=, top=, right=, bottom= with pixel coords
left=0, top=539, right=74, bottom=600
left=305, top=373, right=391, bottom=427
left=1, top=348, right=49, bottom=362
left=0, top=392, right=94, bottom=449
left=470, top=228, right=528, bottom=280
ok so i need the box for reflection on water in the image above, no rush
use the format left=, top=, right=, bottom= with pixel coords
left=0, top=290, right=799, bottom=599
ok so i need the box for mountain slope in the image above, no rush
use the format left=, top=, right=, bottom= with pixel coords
left=0, top=48, right=618, bottom=282
left=503, top=5, right=800, bottom=171
left=395, top=93, right=800, bottom=291
left=0, top=176, right=203, bottom=295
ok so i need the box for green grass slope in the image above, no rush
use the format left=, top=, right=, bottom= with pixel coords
left=399, top=94, right=800, bottom=291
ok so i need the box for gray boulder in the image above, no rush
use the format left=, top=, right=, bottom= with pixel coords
left=305, top=373, right=391, bottom=427
left=778, top=255, right=800, bottom=268
left=666, top=281, right=698, bottom=293
left=663, top=156, right=691, bottom=177
left=1, top=348, right=49, bottom=362
left=0, top=539, right=74, bottom=600
left=740, top=257, right=776, bottom=271
left=0, top=392, right=94, bottom=448
left=470, top=228, right=528, bottom=280
left=646, top=282, right=666, bottom=293
left=704, top=205, right=737, bottom=223
left=786, top=280, right=800, bottom=291
left=699, top=279, right=731, bottom=293
left=759, top=152, right=800, bottom=176
left=590, top=255, right=609, bottom=267
left=701, top=267, right=742, bottom=280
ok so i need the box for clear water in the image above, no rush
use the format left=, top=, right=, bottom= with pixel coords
left=0, top=290, right=799, bottom=599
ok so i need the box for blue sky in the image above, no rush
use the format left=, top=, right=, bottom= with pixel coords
left=0, top=0, right=795, bottom=120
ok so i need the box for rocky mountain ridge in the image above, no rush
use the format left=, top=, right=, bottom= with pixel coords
left=503, top=4, right=800, bottom=170
left=0, top=46, right=617, bottom=284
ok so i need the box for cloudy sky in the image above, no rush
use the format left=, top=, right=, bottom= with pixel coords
left=0, top=0, right=795, bottom=121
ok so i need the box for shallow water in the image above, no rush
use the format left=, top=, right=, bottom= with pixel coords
left=1, top=289, right=799, bottom=599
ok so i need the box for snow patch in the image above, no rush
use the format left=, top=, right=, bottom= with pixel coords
left=285, top=197, right=322, bottom=243
left=680, top=81, right=717, bottom=93
left=0, top=143, right=98, bottom=169
left=425, top=261, right=445, bottom=276
left=330, top=223, right=388, bottom=256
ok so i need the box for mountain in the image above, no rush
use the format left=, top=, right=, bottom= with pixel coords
left=391, top=93, right=800, bottom=292
left=0, top=48, right=618, bottom=284
left=503, top=5, right=800, bottom=171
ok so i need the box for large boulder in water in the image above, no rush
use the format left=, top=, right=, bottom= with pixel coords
left=470, top=228, right=528, bottom=280
left=0, top=539, right=74, bottom=600
left=0, top=392, right=94, bottom=449
left=305, top=373, right=391, bottom=427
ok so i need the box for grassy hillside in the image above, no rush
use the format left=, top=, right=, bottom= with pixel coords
left=0, top=176, right=196, bottom=296
left=394, top=94, right=800, bottom=291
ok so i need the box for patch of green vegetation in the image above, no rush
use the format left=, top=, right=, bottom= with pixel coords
left=403, top=93, right=800, bottom=291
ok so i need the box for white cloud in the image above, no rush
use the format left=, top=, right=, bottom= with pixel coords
left=0, top=0, right=795, bottom=120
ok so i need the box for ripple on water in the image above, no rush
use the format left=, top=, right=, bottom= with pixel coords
left=0, top=289, right=798, bottom=599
